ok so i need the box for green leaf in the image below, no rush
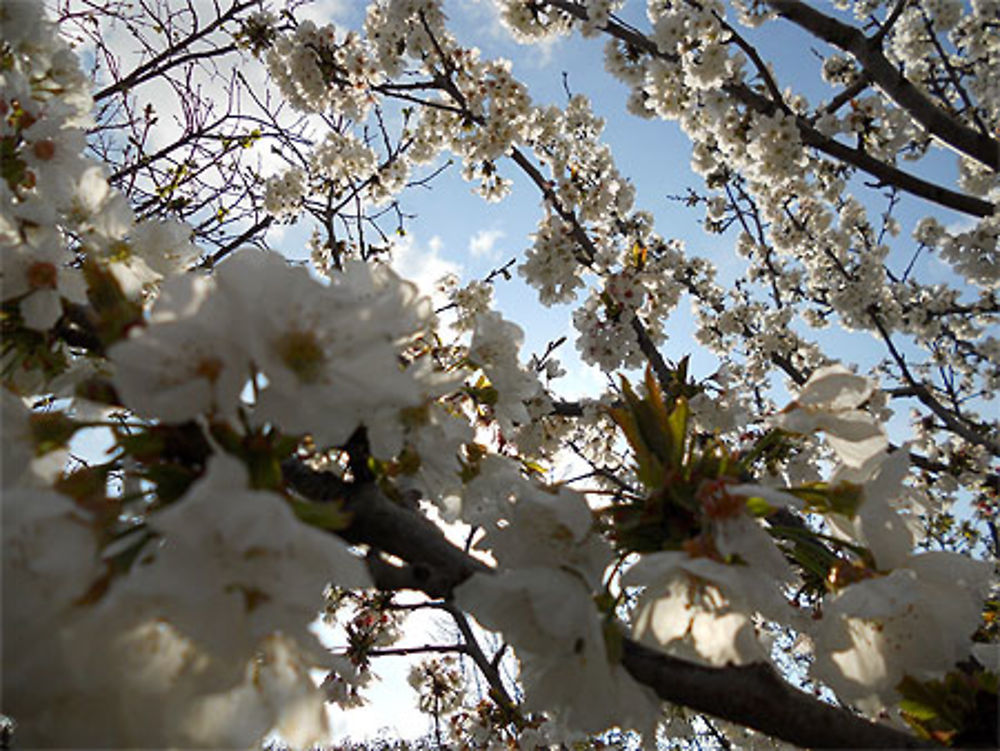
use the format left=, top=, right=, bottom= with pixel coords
left=666, top=396, right=689, bottom=469
left=475, top=384, right=498, bottom=406
left=0, top=135, right=28, bottom=189
left=676, top=355, right=689, bottom=388
left=897, top=669, right=999, bottom=746
left=272, top=434, right=302, bottom=459
left=82, top=258, right=144, bottom=347
left=789, top=481, right=864, bottom=517
left=55, top=464, right=113, bottom=509
left=630, top=240, right=647, bottom=269
left=737, top=428, right=787, bottom=472
left=642, top=368, right=667, bottom=421
left=621, top=376, right=675, bottom=471
left=744, top=495, right=775, bottom=517
left=395, top=445, right=421, bottom=475
left=75, top=376, right=120, bottom=406
left=521, top=458, right=547, bottom=476
left=144, top=463, right=199, bottom=504
left=899, top=699, right=939, bottom=722
left=245, top=449, right=283, bottom=491
left=117, top=429, right=167, bottom=461
left=608, top=403, right=664, bottom=489
left=601, top=619, right=625, bottom=664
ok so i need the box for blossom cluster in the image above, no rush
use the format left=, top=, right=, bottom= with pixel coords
left=2, top=0, right=998, bottom=748
left=110, top=249, right=442, bottom=454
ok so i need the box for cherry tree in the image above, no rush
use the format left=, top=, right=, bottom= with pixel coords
left=2, top=0, right=998, bottom=748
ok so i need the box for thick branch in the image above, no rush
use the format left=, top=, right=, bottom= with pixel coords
left=283, top=462, right=930, bottom=750
left=621, top=640, right=931, bottom=749
left=766, top=0, right=999, bottom=172
left=281, top=460, right=489, bottom=598
left=732, top=86, right=994, bottom=218
left=630, top=316, right=674, bottom=393
left=543, top=0, right=995, bottom=217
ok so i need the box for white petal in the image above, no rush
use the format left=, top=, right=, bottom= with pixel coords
left=797, top=364, right=874, bottom=410
left=19, top=289, right=62, bottom=330
left=690, top=611, right=761, bottom=665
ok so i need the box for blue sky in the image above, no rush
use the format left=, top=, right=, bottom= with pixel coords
left=69, top=0, right=990, bottom=741
left=336, top=0, right=979, bottom=427
left=272, top=4, right=979, bottom=736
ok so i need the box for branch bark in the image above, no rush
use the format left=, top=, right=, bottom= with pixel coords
left=542, top=0, right=996, bottom=218
left=766, top=0, right=1000, bottom=172
left=620, top=640, right=931, bottom=749
left=283, top=461, right=932, bottom=750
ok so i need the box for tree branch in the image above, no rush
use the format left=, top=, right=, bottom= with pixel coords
left=766, top=0, right=999, bottom=172
left=282, top=462, right=931, bottom=750
left=93, top=0, right=254, bottom=102
left=732, top=85, right=995, bottom=217
left=620, top=640, right=932, bottom=749
left=202, top=216, right=274, bottom=268
left=868, top=311, right=1000, bottom=457
left=443, top=602, right=519, bottom=716
left=543, top=0, right=996, bottom=217
left=366, top=643, right=467, bottom=658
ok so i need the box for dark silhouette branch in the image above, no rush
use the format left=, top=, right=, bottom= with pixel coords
left=443, top=602, right=519, bottom=716
left=543, top=0, right=996, bottom=217
left=93, top=0, right=255, bottom=102
left=281, top=461, right=932, bottom=750
left=766, top=0, right=999, bottom=172
left=366, top=643, right=468, bottom=658
left=620, top=640, right=932, bottom=750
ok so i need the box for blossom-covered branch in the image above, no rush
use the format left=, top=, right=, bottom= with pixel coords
left=766, top=0, right=1000, bottom=172
left=3, top=1, right=997, bottom=748
left=283, top=460, right=932, bottom=749
left=543, top=0, right=997, bottom=217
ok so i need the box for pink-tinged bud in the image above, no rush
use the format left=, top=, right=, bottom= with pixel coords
left=697, top=478, right=743, bottom=520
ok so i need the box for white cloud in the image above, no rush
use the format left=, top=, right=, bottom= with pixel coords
left=945, top=215, right=977, bottom=235
left=264, top=221, right=288, bottom=245
left=388, top=232, right=462, bottom=310
left=457, top=0, right=562, bottom=67
left=288, top=0, right=352, bottom=25
left=468, top=228, right=505, bottom=259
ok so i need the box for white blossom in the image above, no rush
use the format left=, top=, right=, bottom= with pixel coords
left=813, top=552, right=992, bottom=713
left=774, top=364, right=888, bottom=467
